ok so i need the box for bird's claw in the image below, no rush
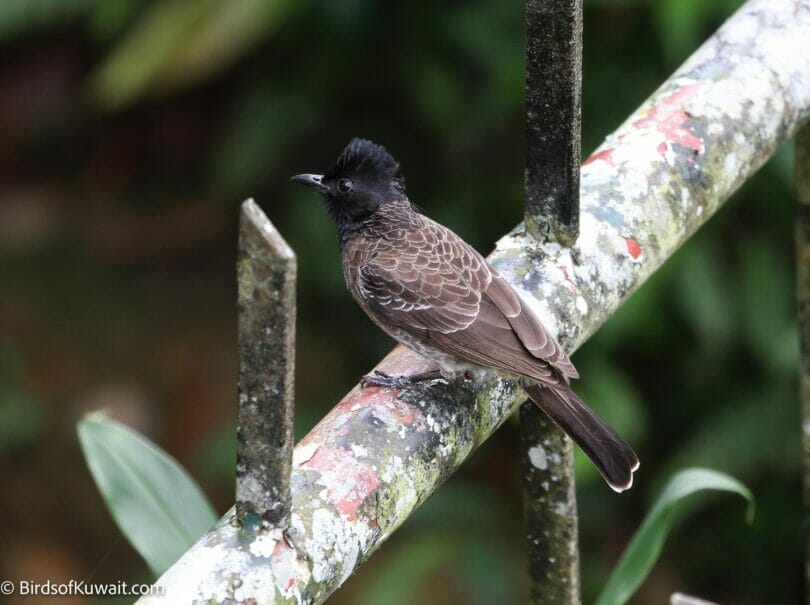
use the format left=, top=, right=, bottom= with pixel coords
left=361, top=370, right=413, bottom=390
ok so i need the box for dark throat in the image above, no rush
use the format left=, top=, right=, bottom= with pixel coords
left=332, top=198, right=421, bottom=247
left=332, top=205, right=367, bottom=246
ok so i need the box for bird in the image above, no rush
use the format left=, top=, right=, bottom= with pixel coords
left=291, top=137, right=639, bottom=492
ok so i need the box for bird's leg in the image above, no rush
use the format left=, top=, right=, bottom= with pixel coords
left=360, top=369, right=444, bottom=389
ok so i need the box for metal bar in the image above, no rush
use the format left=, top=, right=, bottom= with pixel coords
left=236, top=199, right=296, bottom=528
left=520, top=403, right=580, bottom=604
left=796, top=124, right=810, bottom=597
left=138, top=1, right=810, bottom=602
left=523, top=1, right=583, bottom=602
left=525, top=0, right=582, bottom=244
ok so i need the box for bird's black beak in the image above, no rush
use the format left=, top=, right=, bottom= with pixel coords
left=290, top=173, right=328, bottom=194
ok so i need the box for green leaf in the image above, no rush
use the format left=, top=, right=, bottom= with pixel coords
left=596, top=468, right=753, bottom=605
left=89, top=0, right=292, bottom=110
left=77, top=411, right=217, bottom=576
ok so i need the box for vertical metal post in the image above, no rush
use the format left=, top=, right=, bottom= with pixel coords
left=796, top=126, right=810, bottom=595
left=520, top=404, right=580, bottom=604
left=523, top=1, right=583, bottom=603
left=525, top=0, right=582, bottom=245
left=236, top=198, right=296, bottom=529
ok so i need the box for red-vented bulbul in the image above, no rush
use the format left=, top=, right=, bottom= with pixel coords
left=292, top=138, right=639, bottom=492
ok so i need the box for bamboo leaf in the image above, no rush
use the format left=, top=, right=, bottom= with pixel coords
left=89, top=0, right=292, bottom=110
left=77, top=411, right=217, bottom=576
left=595, top=468, right=753, bottom=605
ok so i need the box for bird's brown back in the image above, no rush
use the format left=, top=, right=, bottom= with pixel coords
left=341, top=199, right=577, bottom=384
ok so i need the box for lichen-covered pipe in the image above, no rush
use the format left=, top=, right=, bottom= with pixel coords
left=796, top=125, right=810, bottom=594
left=236, top=199, right=296, bottom=527
left=138, top=1, right=810, bottom=602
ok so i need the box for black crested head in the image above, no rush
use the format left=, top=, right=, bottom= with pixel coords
left=325, top=138, right=404, bottom=188
left=291, top=138, right=408, bottom=239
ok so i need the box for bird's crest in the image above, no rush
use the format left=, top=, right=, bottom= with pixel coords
left=326, top=138, right=404, bottom=189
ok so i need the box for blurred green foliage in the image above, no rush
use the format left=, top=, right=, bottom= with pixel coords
left=0, top=0, right=801, bottom=603
left=596, top=468, right=753, bottom=605
left=77, top=413, right=217, bottom=576
left=0, top=346, right=46, bottom=452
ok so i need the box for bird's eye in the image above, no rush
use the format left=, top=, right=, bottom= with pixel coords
left=337, top=178, right=353, bottom=194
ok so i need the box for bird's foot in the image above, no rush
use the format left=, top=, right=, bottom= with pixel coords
left=360, top=369, right=443, bottom=390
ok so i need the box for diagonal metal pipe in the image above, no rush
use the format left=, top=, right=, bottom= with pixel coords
left=138, top=1, right=810, bottom=602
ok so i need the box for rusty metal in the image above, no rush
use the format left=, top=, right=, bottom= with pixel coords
left=236, top=199, right=296, bottom=528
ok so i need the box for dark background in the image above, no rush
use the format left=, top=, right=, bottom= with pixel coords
left=0, top=0, right=800, bottom=603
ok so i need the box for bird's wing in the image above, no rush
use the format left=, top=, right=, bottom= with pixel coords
left=359, top=220, right=577, bottom=382
left=484, top=273, right=578, bottom=379
left=358, top=222, right=486, bottom=334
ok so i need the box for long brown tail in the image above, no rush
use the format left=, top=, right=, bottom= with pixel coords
left=524, top=383, right=639, bottom=492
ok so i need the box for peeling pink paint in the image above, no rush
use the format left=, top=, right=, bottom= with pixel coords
left=384, top=400, right=423, bottom=426
left=334, top=387, right=390, bottom=415
left=583, top=147, right=615, bottom=166
left=301, top=446, right=379, bottom=520
left=635, top=82, right=704, bottom=155
left=625, top=237, right=642, bottom=260
left=270, top=539, right=298, bottom=597
left=558, top=265, right=578, bottom=292
left=296, top=348, right=431, bottom=461
left=331, top=389, right=426, bottom=430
